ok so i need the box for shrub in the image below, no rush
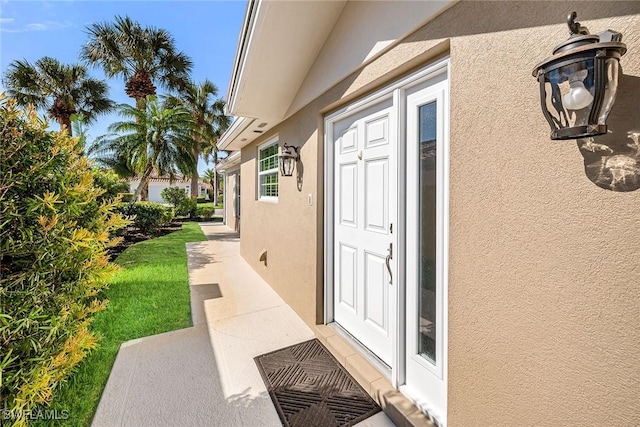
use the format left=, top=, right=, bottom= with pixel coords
left=160, top=187, right=196, bottom=218
left=115, top=202, right=174, bottom=234
left=0, top=97, right=127, bottom=425
left=196, top=196, right=206, bottom=204
left=118, top=192, right=135, bottom=203
left=91, top=169, right=130, bottom=203
left=216, top=194, right=224, bottom=204
left=196, top=205, right=215, bottom=220
left=177, top=198, right=197, bottom=218
left=160, top=187, right=187, bottom=207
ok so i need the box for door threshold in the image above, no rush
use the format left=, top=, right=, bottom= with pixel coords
left=328, top=322, right=392, bottom=381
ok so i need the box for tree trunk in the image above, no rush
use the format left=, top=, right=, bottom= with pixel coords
left=59, top=116, right=73, bottom=137
left=191, top=173, right=199, bottom=200
left=140, top=181, right=149, bottom=201
left=131, top=163, right=154, bottom=206
left=135, top=97, right=147, bottom=110
left=190, top=145, right=199, bottom=199
left=134, top=95, right=149, bottom=201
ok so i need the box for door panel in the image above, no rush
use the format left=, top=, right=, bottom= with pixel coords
left=338, top=243, right=357, bottom=311
left=333, top=97, right=395, bottom=366
left=365, top=116, right=388, bottom=148
left=340, top=126, right=358, bottom=153
left=339, top=163, right=358, bottom=227
left=364, top=251, right=388, bottom=332
left=364, top=158, right=388, bottom=233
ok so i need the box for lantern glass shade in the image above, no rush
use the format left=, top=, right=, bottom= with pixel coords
left=540, top=57, right=620, bottom=139
left=278, top=145, right=298, bottom=177
left=533, top=13, right=626, bottom=140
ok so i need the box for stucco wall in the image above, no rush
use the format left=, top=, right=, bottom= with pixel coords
left=239, top=108, right=321, bottom=325
left=238, top=1, right=639, bottom=425
left=128, top=180, right=202, bottom=203
left=439, top=3, right=640, bottom=426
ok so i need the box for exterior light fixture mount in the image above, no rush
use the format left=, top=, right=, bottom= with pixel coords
left=532, top=12, right=627, bottom=140
left=279, top=143, right=300, bottom=177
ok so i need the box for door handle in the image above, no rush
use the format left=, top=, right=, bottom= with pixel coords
left=385, top=243, right=393, bottom=285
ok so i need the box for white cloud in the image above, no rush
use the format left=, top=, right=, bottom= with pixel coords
left=1, top=19, right=73, bottom=33
left=26, top=23, right=48, bottom=31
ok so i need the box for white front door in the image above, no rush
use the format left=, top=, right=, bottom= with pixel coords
left=326, top=59, right=449, bottom=425
left=333, top=97, right=396, bottom=366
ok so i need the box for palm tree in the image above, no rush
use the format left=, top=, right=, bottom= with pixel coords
left=90, top=139, right=138, bottom=179
left=94, top=96, right=196, bottom=202
left=2, top=57, right=113, bottom=135
left=81, top=15, right=192, bottom=110
left=165, top=79, right=230, bottom=199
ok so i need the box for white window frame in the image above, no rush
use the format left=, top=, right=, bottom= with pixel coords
left=258, top=136, right=279, bottom=202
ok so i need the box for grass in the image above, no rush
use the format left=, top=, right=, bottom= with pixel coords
left=197, top=201, right=223, bottom=209
left=36, top=222, right=207, bottom=427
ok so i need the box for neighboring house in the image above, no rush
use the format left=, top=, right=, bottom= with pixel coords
left=128, top=175, right=210, bottom=203
left=217, top=2, right=639, bottom=426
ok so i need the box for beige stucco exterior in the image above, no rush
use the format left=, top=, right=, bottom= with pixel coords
left=230, top=2, right=639, bottom=425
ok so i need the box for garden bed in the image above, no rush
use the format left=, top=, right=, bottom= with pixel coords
left=108, top=222, right=183, bottom=261
left=107, top=217, right=222, bottom=261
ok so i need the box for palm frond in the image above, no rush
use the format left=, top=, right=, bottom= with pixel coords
left=82, top=15, right=193, bottom=100
left=3, top=56, right=113, bottom=131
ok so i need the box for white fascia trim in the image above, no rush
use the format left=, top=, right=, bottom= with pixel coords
left=216, top=151, right=241, bottom=172
left=217, top=116, right=256, bottom=151
left=225, top=0, right=259, bottom=115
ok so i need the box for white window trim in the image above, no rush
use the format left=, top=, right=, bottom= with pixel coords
left=258, top=136, right=279, bottom=202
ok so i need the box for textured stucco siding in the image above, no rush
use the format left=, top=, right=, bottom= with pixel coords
left=238, top=1, right=640, bottom=425
left=239, top=113, right=321, bottom=326
left=442, top=3, right=640, bottom=426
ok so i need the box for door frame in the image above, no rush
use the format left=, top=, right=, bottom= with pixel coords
left=324, top=57, right=450, bottom=413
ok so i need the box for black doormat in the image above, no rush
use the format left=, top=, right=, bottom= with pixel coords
left=254, top=339, right=381, bottom=427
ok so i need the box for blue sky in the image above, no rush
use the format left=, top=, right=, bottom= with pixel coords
left=0, top=0, right=247, bottom=173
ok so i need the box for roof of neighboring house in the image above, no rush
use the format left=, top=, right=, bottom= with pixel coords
left=127, top=173, right=210, bottom=187
left=218, top=0, right=454, bottom=151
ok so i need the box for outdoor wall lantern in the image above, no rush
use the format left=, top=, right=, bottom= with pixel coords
left=532, top=12, right=627, bottom=140
left=278, top=144, right=300, bottom=177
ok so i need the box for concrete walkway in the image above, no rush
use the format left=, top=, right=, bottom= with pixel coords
left=92, top=223, right=394, bottom=427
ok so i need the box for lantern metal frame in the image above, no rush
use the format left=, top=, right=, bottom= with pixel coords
left=532, top=12, right=627, bottom=140
left=278, top=143, right=300, bottom=177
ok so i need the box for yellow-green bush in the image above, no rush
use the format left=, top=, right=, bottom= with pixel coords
left=91, top=169, right=129, bottom=204
left=0, top=97, right=127, bottom=426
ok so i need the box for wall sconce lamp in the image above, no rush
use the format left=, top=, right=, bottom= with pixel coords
left=279, top=144, right=300, bottom=177
left=532, top=12, right=627, bottom=140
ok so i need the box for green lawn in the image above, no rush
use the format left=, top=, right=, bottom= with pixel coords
left=197, top=201, right=223, bottom=209
left=36, top=222, right=207, bottom=427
